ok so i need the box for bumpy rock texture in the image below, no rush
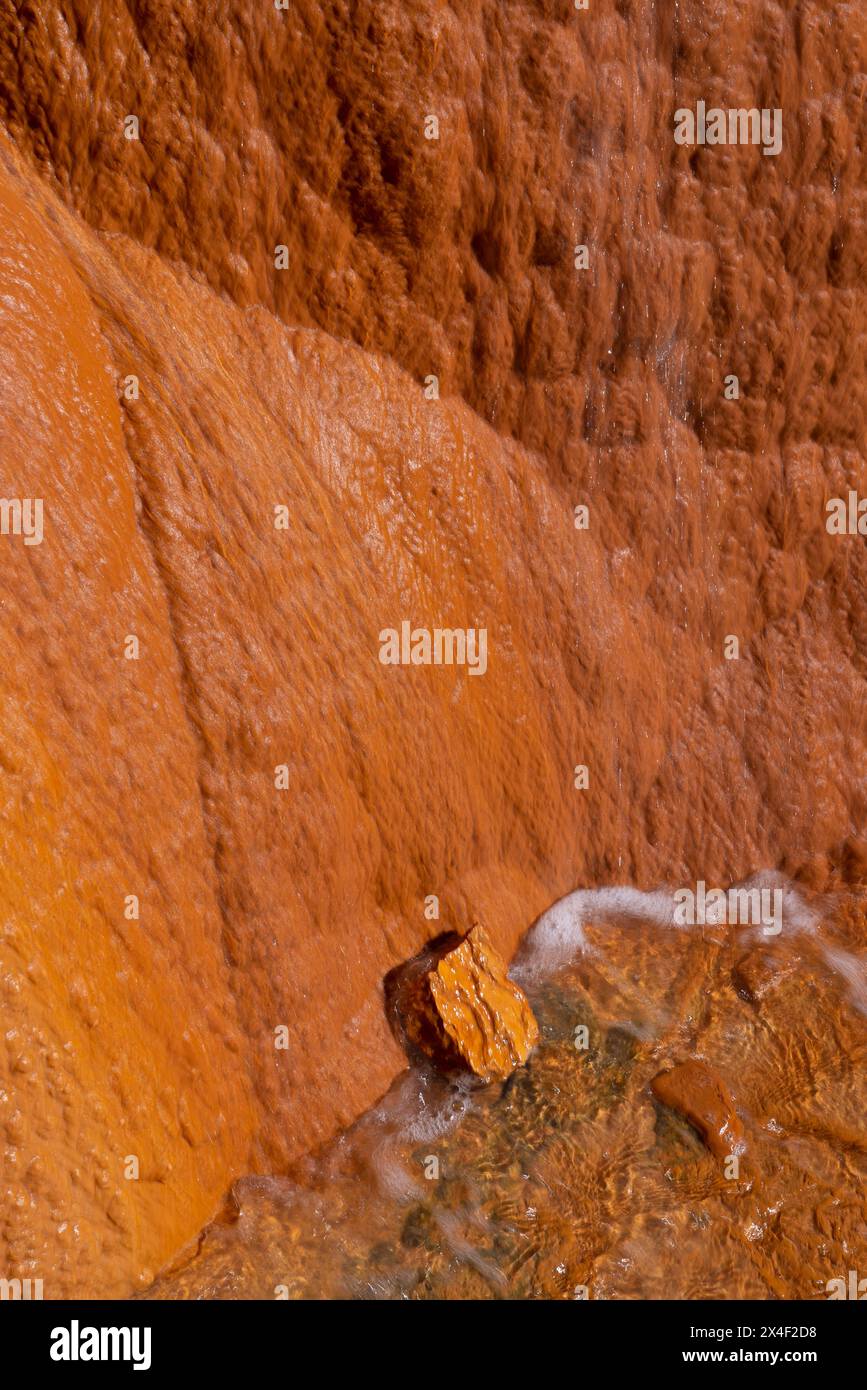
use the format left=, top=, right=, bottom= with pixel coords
left=0, top=0, right=866, bottom=1296
left=398, top=925, right=539, bottom=1080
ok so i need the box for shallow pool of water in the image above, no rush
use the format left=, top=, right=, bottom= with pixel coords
left=144, top=880, right=867, bottom=1300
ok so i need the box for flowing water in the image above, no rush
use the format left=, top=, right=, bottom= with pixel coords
left=145, top=880, right=867, bottom=1300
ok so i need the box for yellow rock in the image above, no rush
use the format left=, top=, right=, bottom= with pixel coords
left=404, top=925, right=539, bottom=1082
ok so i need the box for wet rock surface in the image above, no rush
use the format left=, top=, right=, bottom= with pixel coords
left=652, top=1061, right=744, bottom=1160
left=396, top=926, right=539, bottom=1081
left=0, top=0, right=866, bottom=1296
left=733, top=945, right=798, bottom=1003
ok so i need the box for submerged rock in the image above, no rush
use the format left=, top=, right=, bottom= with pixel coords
left=400, top=925, right=539, bottom=1082
left=651, top=1061, right=744, bottom=1159
left=733, top=946, right=796, bottom=1003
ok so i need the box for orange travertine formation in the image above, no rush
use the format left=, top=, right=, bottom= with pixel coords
left=0, top=0, right=865, bottom=1298
left=404, top=926, right=539, bottom=1080
left=0, top=148, right=256, bottom=1298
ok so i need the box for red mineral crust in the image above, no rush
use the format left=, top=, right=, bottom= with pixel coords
left=0, top=0, right=866, bottom=1296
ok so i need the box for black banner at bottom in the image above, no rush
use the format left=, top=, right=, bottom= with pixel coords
left=2, top=1297, right=861, bottom=1375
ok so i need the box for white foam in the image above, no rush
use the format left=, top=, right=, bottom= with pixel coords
left=822, top=945, right=867, bottom=1017
left=360, top=1068, right=477, bottom=1202
left=738, top=871, right=822, bottom=936
left=514, top=886, right=677, bottom=980
left=514, top=875, right=821, bottom=981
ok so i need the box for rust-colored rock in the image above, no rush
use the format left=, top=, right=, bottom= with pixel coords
left=401, top=926, right=539, bottom=1081
left=0, top=0, right=865, bottom=1300
left=733, top=946, right=797, bottom=1003
left=652, top=1061, right=744, bottom=1160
